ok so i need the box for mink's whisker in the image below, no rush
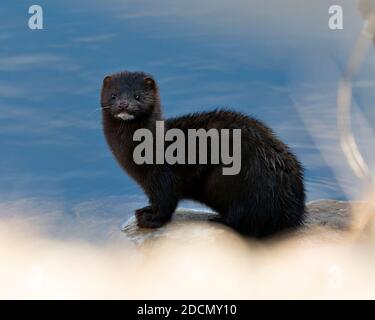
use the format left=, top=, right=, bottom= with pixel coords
left=86, top=107, right=112, bottom=119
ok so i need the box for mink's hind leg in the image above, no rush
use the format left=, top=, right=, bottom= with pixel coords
left=223, top=204, right=271, bottom=238
left=223, top=199, right=304, bottom=238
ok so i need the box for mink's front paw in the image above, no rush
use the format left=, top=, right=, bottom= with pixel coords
left=135, top=207, right=166, bottom=229
left=208, top=214, right=225, bottom=224
left=135, top=205, right=153, bottom=215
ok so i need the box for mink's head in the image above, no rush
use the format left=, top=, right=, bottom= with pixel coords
left=101, top=71, right=160, bottom=121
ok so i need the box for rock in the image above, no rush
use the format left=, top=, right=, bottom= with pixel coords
left=303, top=199, right=352, bottom=229
left=121, top=200, right=353, bottom=244
left=121, top=208, right=218, bottom=245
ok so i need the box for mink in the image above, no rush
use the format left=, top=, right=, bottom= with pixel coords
left=101, top=71, right=305, bottom=238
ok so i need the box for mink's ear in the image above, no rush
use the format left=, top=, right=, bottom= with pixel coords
left=103, top=75, right=112, bottom=88
left=143, top=77, right=156, bottom=90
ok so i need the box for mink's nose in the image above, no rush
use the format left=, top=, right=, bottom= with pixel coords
left=118, top=104, right=128, bottom=112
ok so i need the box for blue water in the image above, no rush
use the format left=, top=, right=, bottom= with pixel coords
left=0, top=0, right=374, bottom=232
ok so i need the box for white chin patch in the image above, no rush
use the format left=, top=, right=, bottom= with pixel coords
left=116, top=112, right=135, bottom=121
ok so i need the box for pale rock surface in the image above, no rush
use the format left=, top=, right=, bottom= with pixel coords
left=122, top=200, right=353, bottom=244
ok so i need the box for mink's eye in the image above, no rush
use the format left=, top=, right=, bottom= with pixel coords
left=111, top=93, right=117, bottom=100
left=134, top=94, right=140, bottom=101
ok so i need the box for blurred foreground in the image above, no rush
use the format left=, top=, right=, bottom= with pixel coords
left=1, top=195, right=375, bottom=299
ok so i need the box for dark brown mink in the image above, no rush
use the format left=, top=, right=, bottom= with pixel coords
left=101, top=71, right=305, bottom=238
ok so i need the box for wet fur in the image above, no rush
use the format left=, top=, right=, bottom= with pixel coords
left=101, top=71, right=305, bottom=238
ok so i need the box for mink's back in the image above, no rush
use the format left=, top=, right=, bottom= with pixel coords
left=166, top=109, right=294, bottom=160
left=167, top=109, right=265, bottom=133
